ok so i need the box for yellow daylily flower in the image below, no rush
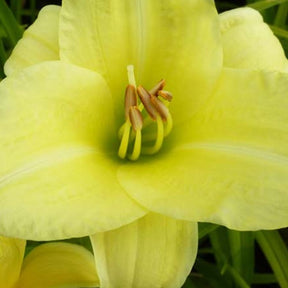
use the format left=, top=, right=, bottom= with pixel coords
left=0, top=236, right=99, bottom=288
left=1, top=0, right=223, bottom=238
left=1, top=1, right=288, bottom=287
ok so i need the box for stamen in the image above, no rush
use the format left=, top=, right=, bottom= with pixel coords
left=149, top=79, right=165, bottom=96
left=129, top=130, right=142, bottom=161
left=164, top=112, right=173, bottom=136
left=137, top=86, right=158, bottom=120
left=125, top=85, right=137, bottom=119
left=150, top=95, right=169, bottom=121
left=158, top=90, right=173, bottom=102
left=118, top=122, right=131, bottom=159
left=118, top=65, right=173, bottom=160
left=142, top=115, right=164, bottom=155
left=129, top=106, right=143, bottom=131
left=142, top=112, right=173, bottom=142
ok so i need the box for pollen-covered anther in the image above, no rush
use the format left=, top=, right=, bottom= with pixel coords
left=149, top=79, right=166, bottom=96
left=125, top=84, right=137, bottom=120
left=150, top=95, right=170, bottom=121
left=158, top=90, right=173, bottom=102
left=129, top=106, right=143, bottom=131
left=137, top=85, right=158, bottom=120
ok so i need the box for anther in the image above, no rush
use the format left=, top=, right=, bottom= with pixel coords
left=129, top=106, right=143, bottom=131
left=149, top=79, right=165, bottom=96
left=150, top=95, right=169, bottom=121
left=125, top=85, right=137, bottom=120
left=137, top=86, right=158, bottom=120
left=158, top=90, right=173, bottom=102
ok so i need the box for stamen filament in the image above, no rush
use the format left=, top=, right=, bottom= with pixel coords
left=164, top=112, right=173, bottom=136
left=118, top=122, right=131, bottom=159
left=129, top=130, right=142, bottom=161
left=118, top=123, right=126, bottom=139
left=142, top=115, right=164, bottom=155
left=142, top=112, right=173, bottom=142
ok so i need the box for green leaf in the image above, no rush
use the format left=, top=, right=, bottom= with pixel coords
left=222, top=264, right=251, bottom=288
left=255, top=230, right=288, bottom=288
left=209, top=227, right=231, bottom=265
left=227, top=231, right=255, bottom=285
left=10, top=0, right=22, bottom=23
left=198, top=223, right=219, bottom=239
left=252, top=273, right=277, bottom=284
left=0, top=40, right=6, bottom=78
left=182, top=278, right=199, bottom=288
left=274, top=3, right=288, bottom=26
left=270, top=24, right=288, bottom=38
left=0, top=0, right=23, bottom=47
left=247, top=0, right=288, bottom=11
left=192, top=259, right=232, bottom=288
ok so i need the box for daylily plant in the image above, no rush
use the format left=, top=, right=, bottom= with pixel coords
left=0, top=236, right=98, bottom=288
left=1, top=0, right=288, bottom=287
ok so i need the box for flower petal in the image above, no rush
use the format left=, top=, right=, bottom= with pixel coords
left=90, top=213, right=197, bottom=288
left=220, top=7, right=288, bottom=70
left=17, top=242, right=99, bottom=288
left=0, top=61, right=146, bottom=240
left=59, top=0, right=222, bottom=122
left=5, top=5, right=60, bottom=76
left=118, top=68, right=288, bottom=230
left=0, top=237, right=25, bottom=288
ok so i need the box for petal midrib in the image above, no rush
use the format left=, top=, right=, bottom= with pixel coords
left=0, top=145, right=99, bottom=188
left=177, top=142, right=288, bottom=165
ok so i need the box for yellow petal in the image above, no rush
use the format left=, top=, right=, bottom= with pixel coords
left=118, top=68, right=288, bottom=231
left=5, top=5, right=60, bottom=76
left=17, top=242, right=99, bottom=288
left=220, top=7, right=288, bottom=70
left=90, top=213, right=197, bottom=288
left=0, top=61, right=146, bottom=240
left=59, top=0, right=222, bottom=122
left=0, top=237, right=25, bottom=288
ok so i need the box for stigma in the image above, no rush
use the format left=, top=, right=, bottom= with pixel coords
left=118, top=65, right=173, bottom=161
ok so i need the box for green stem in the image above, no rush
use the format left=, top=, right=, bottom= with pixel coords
left=255, top=230, right=288, bottom=288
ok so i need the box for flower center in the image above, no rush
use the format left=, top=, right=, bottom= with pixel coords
left=118, top=65, right=173, bottom=161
